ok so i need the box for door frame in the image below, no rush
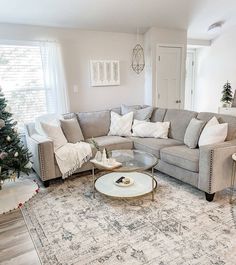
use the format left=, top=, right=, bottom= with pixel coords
left=155, top=43, right=186, bottom=109
left=185, top=49, right=196, bottom=110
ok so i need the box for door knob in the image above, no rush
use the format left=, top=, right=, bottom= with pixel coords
left=176, top=100, right=181, bottom=103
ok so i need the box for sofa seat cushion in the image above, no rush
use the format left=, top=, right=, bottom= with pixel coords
left=160, top=145, right=199, bottom=172
left=86, top=136, right=133, bottom=152
left=131, top=137, right=182, bottom=158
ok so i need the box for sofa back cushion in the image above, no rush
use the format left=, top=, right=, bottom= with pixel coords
left=111, top=104, right=143, bottom=115
left=164, top=109, right=198, bottom=142
left=77, top=110, right=111, bottom=139
left=150, top=108, right=167, bottom=122
left=110, top=107, right=121, bottom=115
left=121, top=105, right=153, bottom=121
left=197, top=112, right=236, bottom=140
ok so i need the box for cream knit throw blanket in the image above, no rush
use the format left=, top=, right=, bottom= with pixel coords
left=55, top=142, right=92, bottom=179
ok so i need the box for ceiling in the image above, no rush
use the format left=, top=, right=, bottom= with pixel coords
left=0, top=0, right=236, bottom=40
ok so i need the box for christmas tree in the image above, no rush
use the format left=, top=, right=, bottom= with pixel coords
left=221, top=81, right=233, bottom=105
left=0, top=86, right=32, bottom=186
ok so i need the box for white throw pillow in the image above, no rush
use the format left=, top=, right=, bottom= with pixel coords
left=40, top=122, right=68, bottom=150
left=198, top=116, right=228, bottom=147
left=35, top=114, right=62, bottom=136
left=132, top=119, right=170, bottom=139
left=108, top=111, right=133, bottom=137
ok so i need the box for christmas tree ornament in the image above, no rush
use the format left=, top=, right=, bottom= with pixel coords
left=6, top=136, right=11, bottom=141
left=0, top=152, right=7, bottom=160
left=0, top=180, right=3, bottom=190
left=24, top=161, right=32, bottom=169
left=5, top=105, right=11, bottom=112
left=14, top=152, right=19, bottom=157
left=0, top=119, right=5, bottom=129
left=10, top=172, right=17, bottom=182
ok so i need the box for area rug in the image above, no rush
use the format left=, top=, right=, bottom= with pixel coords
left=22, top=172, right=236, bottom=265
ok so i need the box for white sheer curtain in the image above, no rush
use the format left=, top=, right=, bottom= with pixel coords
left=40, top=42, right=69, bottom=115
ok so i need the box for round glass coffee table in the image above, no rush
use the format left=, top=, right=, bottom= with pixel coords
left=91, top=150, right=158, bottom=201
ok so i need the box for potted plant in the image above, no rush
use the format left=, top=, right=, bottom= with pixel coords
left=221, top=81, right=233, bottom=107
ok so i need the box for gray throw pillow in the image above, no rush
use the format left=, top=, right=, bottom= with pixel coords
left=60, top=118, right=84, bottom=143
left=121, top=104, right=141, bottom=114
left=184, top=118, right=206, bottom=149
left=121, top=104, right=153, bottom=121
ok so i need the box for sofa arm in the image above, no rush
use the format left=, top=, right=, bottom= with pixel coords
left=26, top=133, right=56, bottom=181
left=199, top=140, right=236, bottom=193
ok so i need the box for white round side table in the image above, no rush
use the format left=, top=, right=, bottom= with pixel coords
left=230, top=153, right=236, bottom=204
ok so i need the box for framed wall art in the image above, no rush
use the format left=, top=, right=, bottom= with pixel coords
left=90, top=60, right=120, bottom=86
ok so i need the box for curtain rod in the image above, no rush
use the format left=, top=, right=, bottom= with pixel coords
left=0, top=38, right=59, bottom=45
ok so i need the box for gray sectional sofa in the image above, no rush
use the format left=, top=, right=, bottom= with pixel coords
left=25, top=105, right=236, bottom=201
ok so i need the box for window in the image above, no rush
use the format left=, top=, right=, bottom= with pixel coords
left=0, top=44, right=48, bottom=128
left=0, top=41, right=69, bottom=129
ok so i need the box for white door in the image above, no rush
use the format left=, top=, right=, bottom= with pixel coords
left=185, top=50, right=195, bottom=110
left=156, top=46, right=182, bottom=109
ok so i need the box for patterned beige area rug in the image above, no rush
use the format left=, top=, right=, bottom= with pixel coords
left=22, top=172, right=236, bottom=265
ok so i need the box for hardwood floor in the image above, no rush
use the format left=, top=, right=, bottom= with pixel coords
left=0, top=209, right=40, bottom=265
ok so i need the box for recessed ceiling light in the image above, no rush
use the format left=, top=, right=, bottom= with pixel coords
left=207, top=21, right=225, bottom=32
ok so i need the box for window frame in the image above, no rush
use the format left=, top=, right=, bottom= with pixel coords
left=0, top=39, right=48, bottom=131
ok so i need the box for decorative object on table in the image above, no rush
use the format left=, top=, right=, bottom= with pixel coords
left=89, top=138, right=122, bottom=169
left=90, top=158, right=122, bottom=170
left=0, top=178, right=39, bottom=214
left=231, top=90, right=236, bottom=107
left=102, top=149, right=107, bottom=164
left=230, top=153, right=236, bottom=204
left=90, top=60, right=120, bottom=86
left=131, top=28, right=145, bottom=74
left=114, top=176, right=134, bottom=187
left=0, top=86, right=32, bottom=188
left=94, top=150, right=102, bottom=162
left=221, top=81, right=233, bottom=107
left=89, top=138, right=109, bottom=158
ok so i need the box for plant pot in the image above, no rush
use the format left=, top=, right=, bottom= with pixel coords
left=222, top=103, right=231, bottom=108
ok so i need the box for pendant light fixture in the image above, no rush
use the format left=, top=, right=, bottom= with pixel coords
left=131, top=28, right=145, bottom=74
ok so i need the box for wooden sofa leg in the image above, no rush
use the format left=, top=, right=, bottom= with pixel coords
left=205, top=192, right=215, bottom=202
left=43, top=180, right=50, bottom=188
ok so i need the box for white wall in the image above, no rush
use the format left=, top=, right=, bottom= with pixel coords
left=0, top=23, right=144, bottom=112
left=194, top=26, right=236, bottom=112
left=144, top=27, right=187, bottom=106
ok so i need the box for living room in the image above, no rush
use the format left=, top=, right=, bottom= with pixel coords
left=0, top=0, right=236, bottom=264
